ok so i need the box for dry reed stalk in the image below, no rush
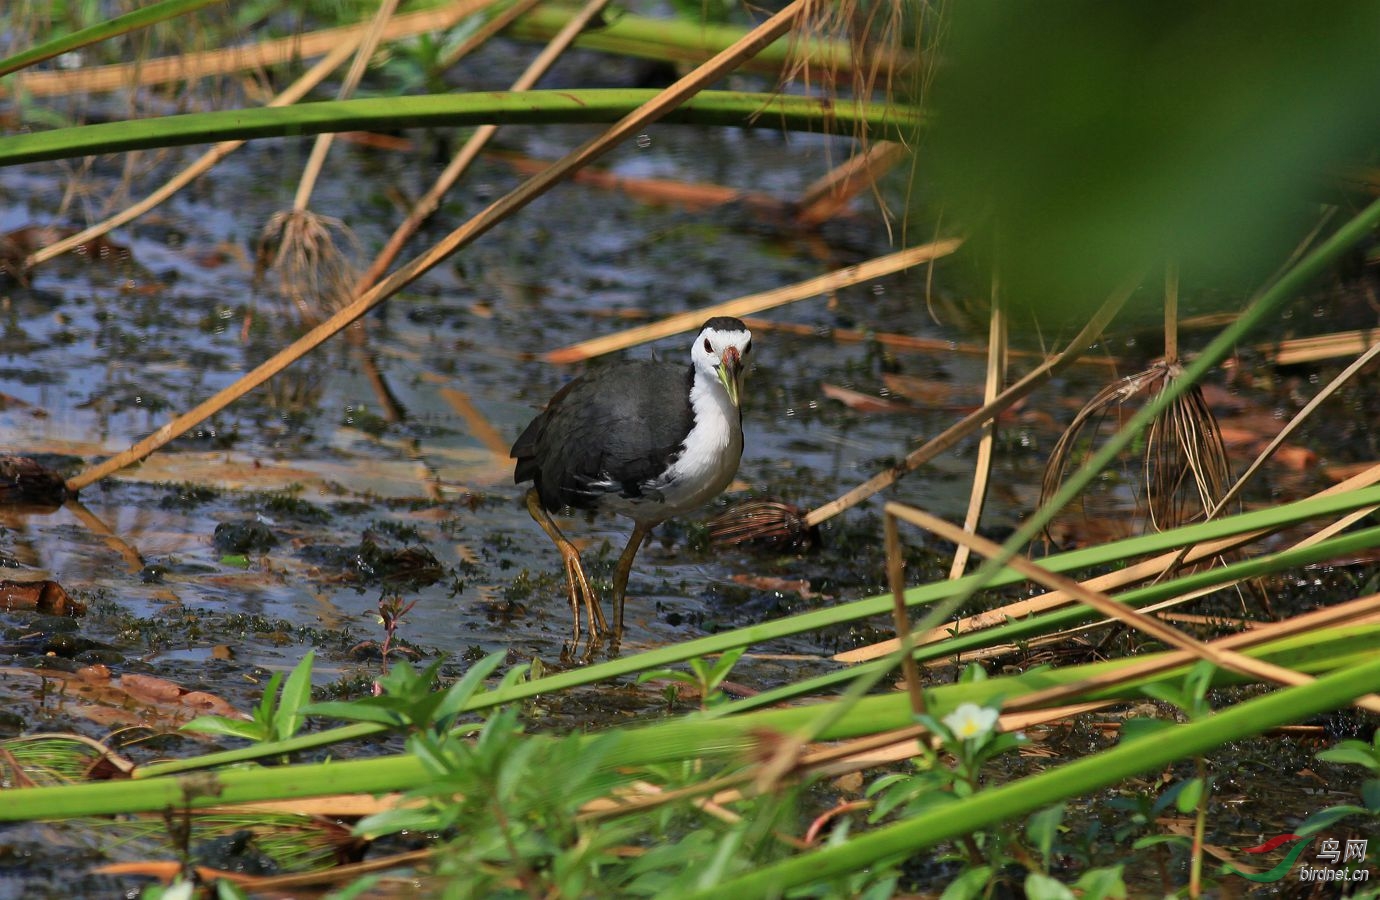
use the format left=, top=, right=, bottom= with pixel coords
left=255, top=210, right=361, bottom=322
left=883, top=511, right=925, bottom=716
left=486, top=149, right=788, bottom=213
left=96, top=849, right=435, bottom=894
left=63, top=498, right=144, bottom=572
left=886, top=502, right=1380, bottom=712
left=1005, top=591, right=1380, bottom=714
left=1213, top=341, right=1380, bottom=521
left=1041, top=266, right=1232, bottom=538
left=543, top=239, right=963, bottom=364
left=1262, top=329, right=1380, bottom=365
left=65, top=0, right=816, bottom=492
left=1154, top=338, right=1380, bottom=579
left=787, top=277, right=1135, bottom=533
left=794, top=140, right=909, bottom=227
left=584, top=700, right=1115, bottom=824
left=3, top=2, right=487, bottom=98
left=836, top=458, right=1380, bottom=663
left=736, top=317, right=1119, bottom=366
left=25, top=38, right=363, bottom=270
left=438, top=0, right=545, bottom=70
left=256, top=0, right=401, bottom=321
left=354, top=0, right=613, bottom=293
left=438, top=387, right=511, bottom=458
left=948, top=279, right=1005, bottom=579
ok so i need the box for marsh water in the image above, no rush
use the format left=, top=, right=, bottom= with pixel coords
left=1, top=36, right=1378, bottom=899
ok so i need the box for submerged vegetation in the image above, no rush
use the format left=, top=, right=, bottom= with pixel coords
left=2, top=1, right=1380, bottom=897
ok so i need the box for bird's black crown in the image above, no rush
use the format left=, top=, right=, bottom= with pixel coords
left=701, top=316, right=749, bottom=333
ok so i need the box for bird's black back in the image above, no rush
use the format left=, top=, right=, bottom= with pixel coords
left=512, top=360, right=696, bottom=512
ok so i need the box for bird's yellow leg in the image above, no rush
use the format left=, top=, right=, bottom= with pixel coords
left=525, top=490, right=608, bottom=638
left=611, top=523, right=652, bottom=633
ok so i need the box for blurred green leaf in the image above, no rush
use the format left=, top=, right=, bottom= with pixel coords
left=930, top=1, right=1380, bottom=315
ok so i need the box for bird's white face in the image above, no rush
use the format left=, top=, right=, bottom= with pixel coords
left=692, top=322, right=752, bottom=408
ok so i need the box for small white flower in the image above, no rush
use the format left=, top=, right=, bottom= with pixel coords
left=942, top=703, right=1000, bottom=741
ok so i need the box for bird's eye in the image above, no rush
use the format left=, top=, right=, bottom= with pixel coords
left=703, top=338, right=713, bottom=353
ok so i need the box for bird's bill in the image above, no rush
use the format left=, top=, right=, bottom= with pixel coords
left=717, top=347, right=743, bottom=407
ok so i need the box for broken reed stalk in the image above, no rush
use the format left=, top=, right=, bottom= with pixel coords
left=948, top=275, right=1005, bottom=579
left=293, top=0, right=401, bottom=213
left=65, top=0, right=816, bottom=492
left=355, top=0, right=611, bottom=293
left=734, top=317, right=1118, bottom=366
left=883, top=510, right=925, bottom=716
left=837, top=458, right=1380, bottom=664
left=1264, top=329, right=1380, bottom=365
left=794, top=140, right=910, bottom=227
left=26, top=0, right=508, bottom=271
left=257, top=0, right=402, bottom=319
left=1005, top=590, right=1380, bottom=714
left=544, top=239, right=963, bottom=364
left=1159, top=339, right=1380, bottom=576
left=886, top=502, right=1380, bottom=713
left=0, top=0, right=226, bottom=80
left=2, top=2, right=484, bottom=98
left=26, top=39, right=363, bottom=269
left=1039, top=266, right=1230, bottom=537
left=438, top=0, right=545, bottom=70
left=720, top=277, right=1135, bottom=543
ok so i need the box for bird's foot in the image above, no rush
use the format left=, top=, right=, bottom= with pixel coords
left=558, top=543, right=608, bottom=642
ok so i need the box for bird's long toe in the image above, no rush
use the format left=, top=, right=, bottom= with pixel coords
left=559, top=544, right=607, bottom=639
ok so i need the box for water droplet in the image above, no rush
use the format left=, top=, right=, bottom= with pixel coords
left=635, top=133, right=652, bottom=149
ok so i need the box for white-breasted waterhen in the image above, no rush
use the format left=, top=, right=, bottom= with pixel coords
left=512, top=317, right=753, bottom=640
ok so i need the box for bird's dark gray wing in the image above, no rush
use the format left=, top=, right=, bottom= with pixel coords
left=512, top=361, right=694, bottom=512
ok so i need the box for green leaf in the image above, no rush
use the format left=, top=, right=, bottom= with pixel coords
left=219, top=554, right=250, bottom=568
left=1317, top=746, right=1380, bottom=772
left=1132, top=834, right=1189, bottom=850
left=0, top=92, right=917, bottom=167
left=1024, top=872, right=1076, bottom=900
left=355, top=807, right=445, bottom=840
left=299, top=701, right=405, bottom=727
left=1073, top=865, right=1128, bottom=900
left=179, top=715, right=263, bottom=741
left=273, top=651, right=315, bottom=741
left=1026, top=804, right=1065, bottom=861
left=1120, top=717, right=1175, bottom=743
left=637, top=669, right=700, bottom=687
left=1175, top=777, right=1204, bottom=814
left=1362, top=778, right=1380, bottom=811
left=1138, top=683, right=1187, bottom=710
left=938, top=865, right=991, bottom=900
left=1297, top=805, right=1370, bottom=835
left=707, top=647, right=746, bottom=686
left=214, top=879, right=250, bottom=900
left=433, top=652, right=509, bottom=725
left=252, top=671, right=283, bottom=730
left=1185, top=661, right=1217, bottom=709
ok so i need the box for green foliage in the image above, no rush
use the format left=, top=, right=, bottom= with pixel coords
left=303, top=651, right=512, bottom=733
left=1139, top=660, right=1215, bottom=720
left=639, top=647, right=745, bottom=709
left=930, top=0, right=1380, bottom=317
left=351, top=696, right=809, bottom=897
left=1297, top=727, right=1380, bottom=835
left=181, top=650, right=317, bottom=746
left=665, top=0, right=738, bottom=26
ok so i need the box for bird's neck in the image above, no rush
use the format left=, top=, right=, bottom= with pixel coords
left=687, top=365, right=741, bottom=447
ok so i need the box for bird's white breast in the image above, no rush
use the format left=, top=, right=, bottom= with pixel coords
left=604, top=366, right=742, bottom=524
